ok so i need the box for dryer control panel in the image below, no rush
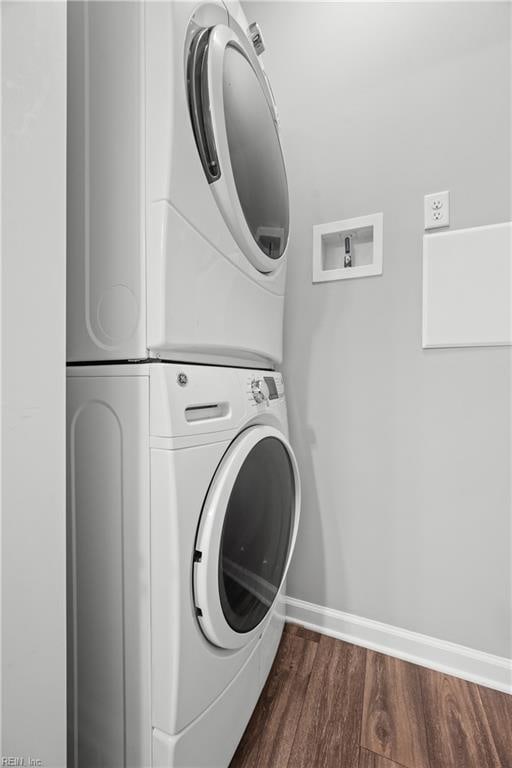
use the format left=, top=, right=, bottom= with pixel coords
left=247, top=372, right=284, bottom=407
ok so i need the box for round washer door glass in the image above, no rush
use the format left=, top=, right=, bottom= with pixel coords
left=222, top=44, right=289, bottom=260
left=219, top=436, right=295, bottom=633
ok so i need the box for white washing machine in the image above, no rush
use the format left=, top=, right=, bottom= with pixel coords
left=67, top=1, right=290, bottom=368
left=67, top=362, right=300, bottom=767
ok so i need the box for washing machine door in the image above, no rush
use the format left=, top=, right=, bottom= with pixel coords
left=193, top=425, right=300, bottom=650
left=187, top=24, right=289, bottom=274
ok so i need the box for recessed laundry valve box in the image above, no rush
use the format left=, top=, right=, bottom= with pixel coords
left=312, top=212, right=383, bottom=283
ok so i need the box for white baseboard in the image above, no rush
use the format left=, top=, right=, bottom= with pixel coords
left=285, top=596, right=512, bottom=694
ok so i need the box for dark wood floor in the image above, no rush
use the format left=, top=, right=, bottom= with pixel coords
left=230, top=623, right=512, bottom=768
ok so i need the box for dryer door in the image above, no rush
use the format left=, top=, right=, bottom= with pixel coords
left=193, top=426, right=300, bottom=650
left=187, top=25, right=289, bottom=274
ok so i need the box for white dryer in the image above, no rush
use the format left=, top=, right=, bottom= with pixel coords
left=67, top=1, right=290, bottom=368
left=67, top=362, right=300, bottom=767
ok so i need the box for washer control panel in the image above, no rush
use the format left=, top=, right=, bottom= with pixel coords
left=247, top=372, right=284, bottom=407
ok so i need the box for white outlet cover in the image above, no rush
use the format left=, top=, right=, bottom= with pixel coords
left=424, top=190, right=450, bottom=230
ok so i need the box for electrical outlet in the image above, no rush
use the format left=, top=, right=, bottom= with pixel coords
left=424, top=190, right=450, bottom=229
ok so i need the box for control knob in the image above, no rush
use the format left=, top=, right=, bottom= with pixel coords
left=251, top=378, right=270, bottom=405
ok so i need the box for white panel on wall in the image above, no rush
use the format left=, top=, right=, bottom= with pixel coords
left=423, top=223, right=512, bottom=348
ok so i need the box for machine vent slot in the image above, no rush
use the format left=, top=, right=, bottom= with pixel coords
left=185, top=403, right=229, bottom=423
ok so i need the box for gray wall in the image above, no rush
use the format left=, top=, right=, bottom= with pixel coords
left=248, top=1, right=511, bottom=657
left=1, top=2, right=67, bottom=763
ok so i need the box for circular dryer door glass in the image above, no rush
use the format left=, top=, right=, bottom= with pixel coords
left=219, top=436, right=295, bottom=633
left=222, top=45, right=289, bottom=261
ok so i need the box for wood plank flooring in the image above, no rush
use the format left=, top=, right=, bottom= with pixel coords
left=230, top=623, right=512, bottom=768
left=361, top=650, right=429, bottom=767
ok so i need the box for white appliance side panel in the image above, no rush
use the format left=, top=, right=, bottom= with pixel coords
left=147, top=203, right=284, bottom=365
left=67, top=374, right=151, bottom=767
left=423, top=222, right=512, bottom=348
left=67, top=1, right=146, bottom=361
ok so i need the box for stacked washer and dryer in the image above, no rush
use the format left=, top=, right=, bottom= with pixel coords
left=66, top=2, right=300, bottom=767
